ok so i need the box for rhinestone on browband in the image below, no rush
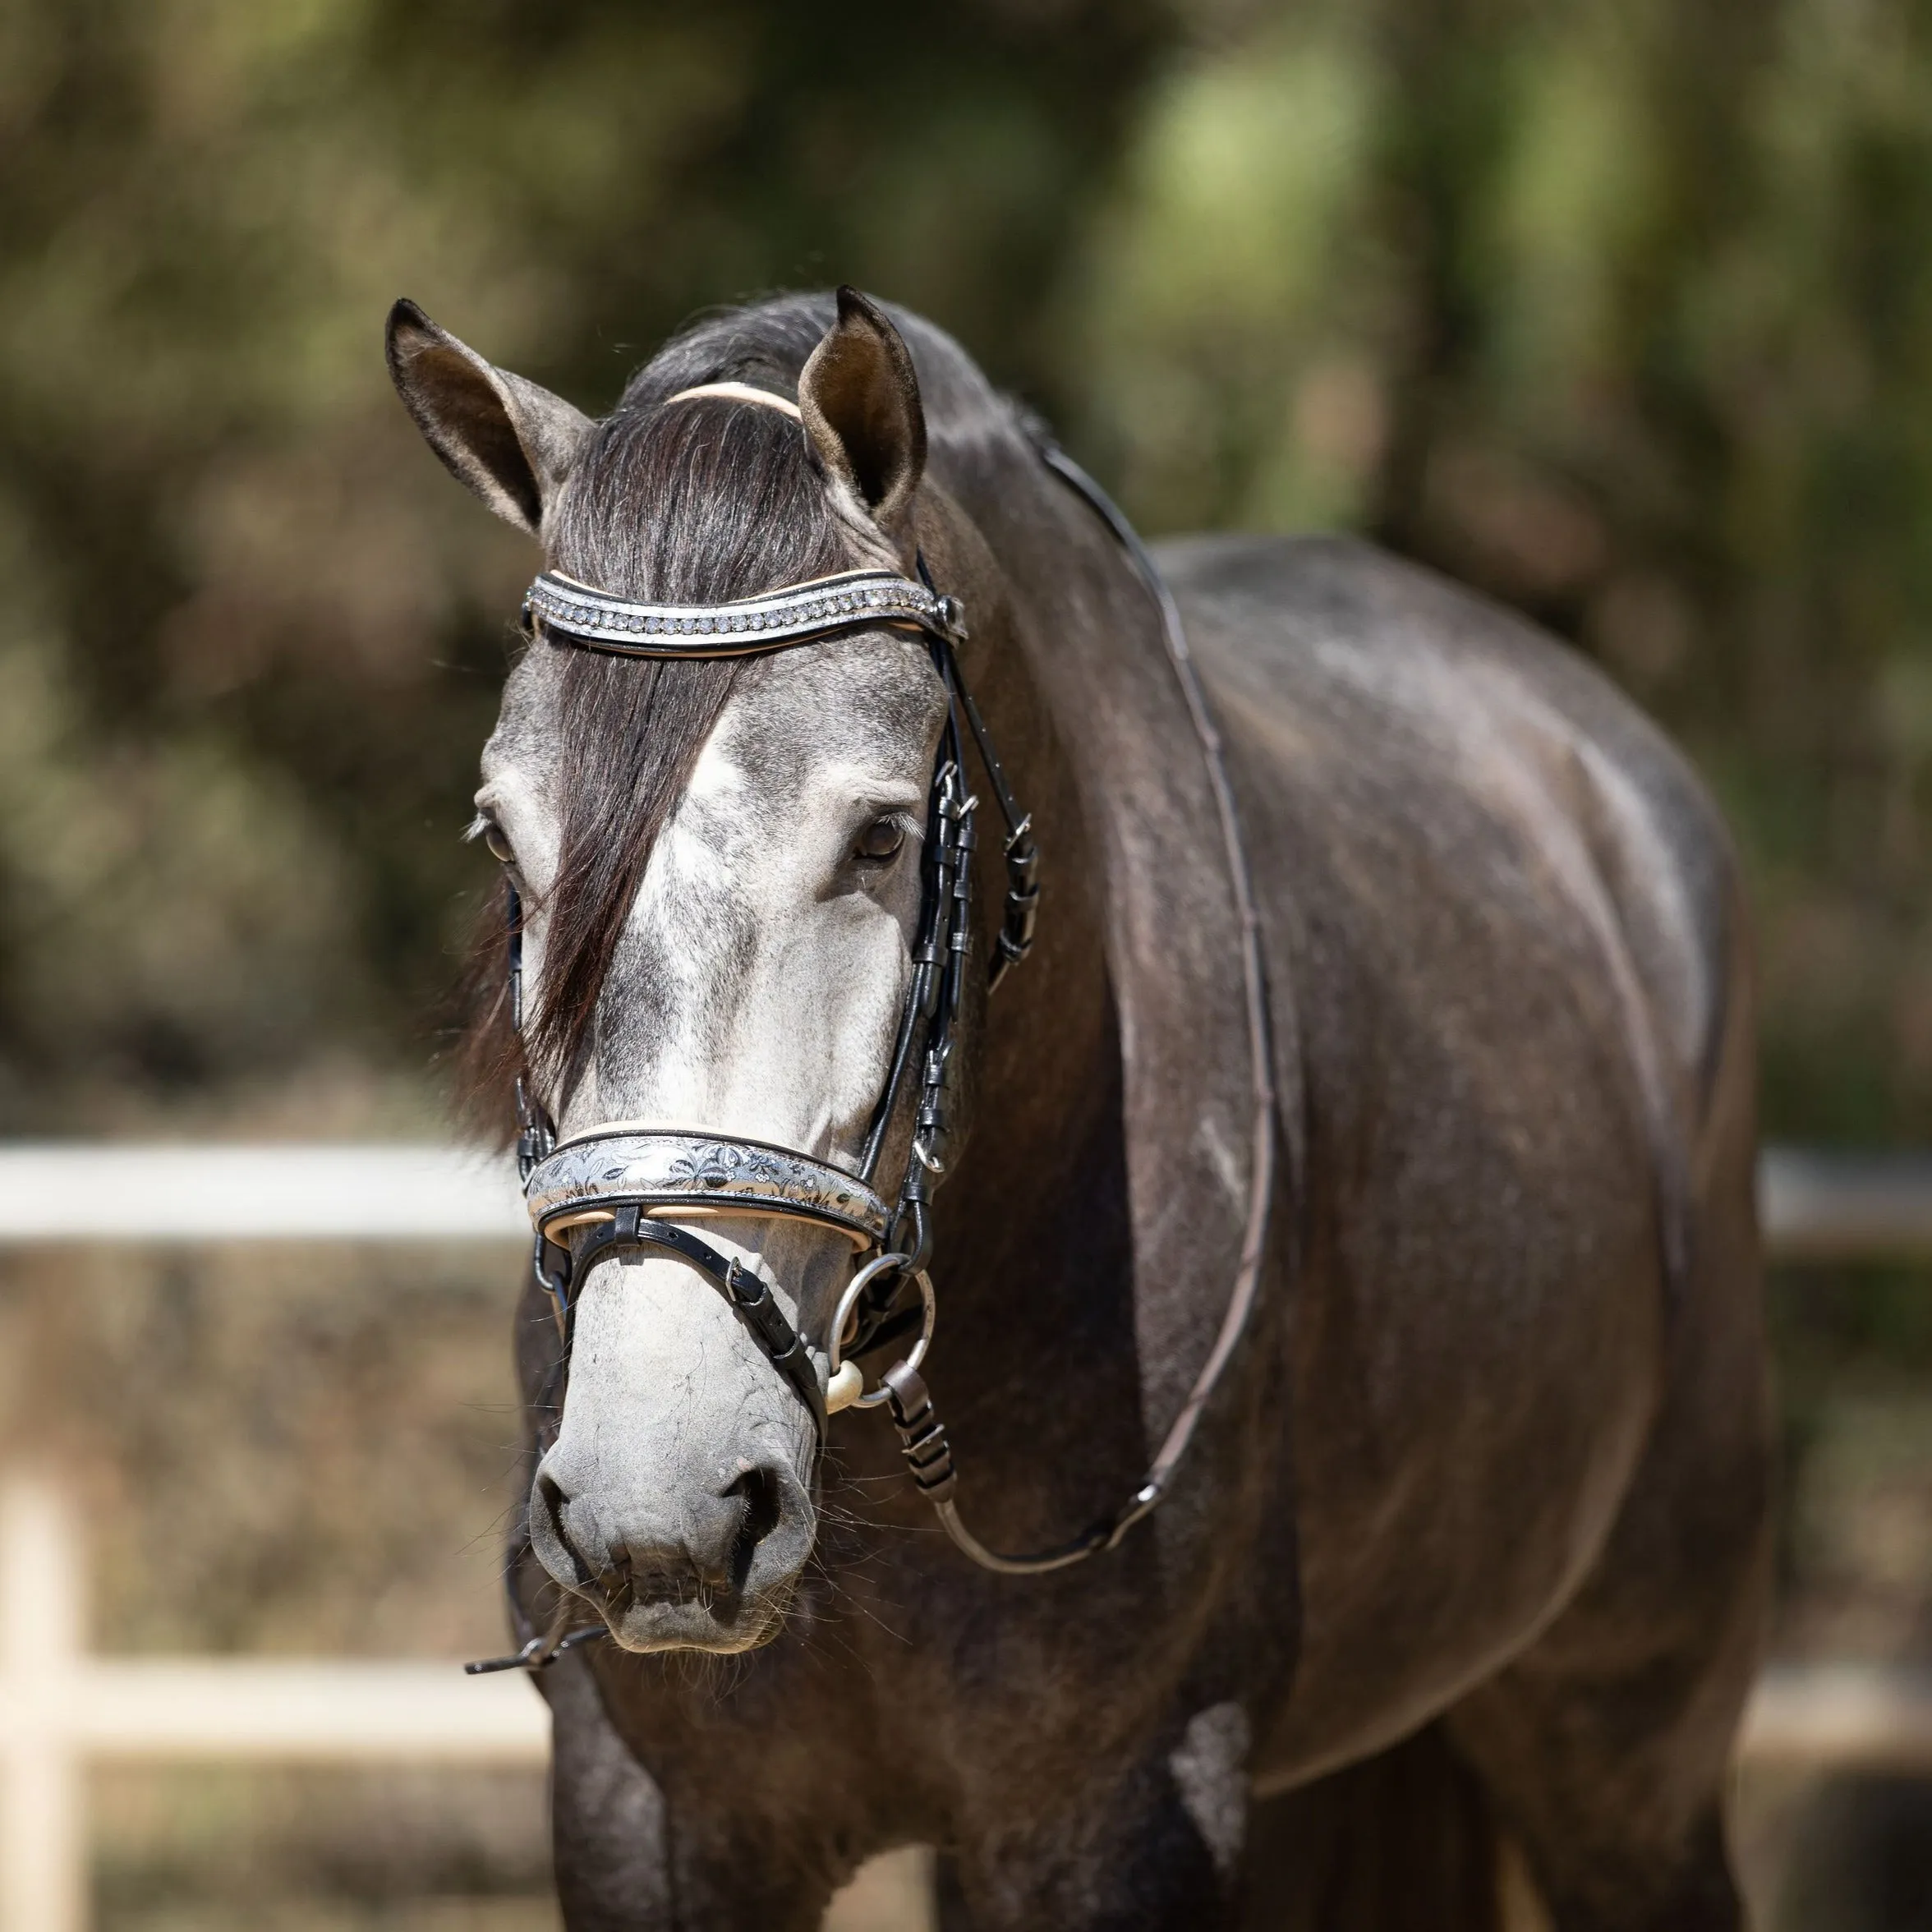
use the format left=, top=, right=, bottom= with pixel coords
left=525, top=567, right=963, bottom=657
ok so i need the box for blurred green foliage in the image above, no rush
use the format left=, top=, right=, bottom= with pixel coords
left=1071, top=0, right=1932, bottom=1150
left=5, top=0, right=1932, bottom=1152
left=0, top=0, right=1166, bottom=1128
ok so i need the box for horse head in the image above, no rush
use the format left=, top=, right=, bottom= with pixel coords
left=388, top=289, right=1015, bottom=1653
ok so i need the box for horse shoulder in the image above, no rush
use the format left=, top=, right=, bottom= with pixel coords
left=1165, top=530, right=1738, bottom=1191
left=1159, top=531, right=1751, bottom=1777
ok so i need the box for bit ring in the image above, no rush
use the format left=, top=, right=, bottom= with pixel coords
left=829, top=1252, right=936, bottom=1410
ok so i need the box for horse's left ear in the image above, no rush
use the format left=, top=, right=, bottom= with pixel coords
left=798, top=287, right=927, bottom=545
left=384, top=298, right=592, bottom=539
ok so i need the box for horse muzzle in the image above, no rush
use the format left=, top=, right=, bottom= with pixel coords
left=528, top=1424, right=815, bottom=1654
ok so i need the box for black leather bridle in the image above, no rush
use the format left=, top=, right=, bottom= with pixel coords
left=508, top=556, right=1036, bottom=1435
left=469, top=422, right=1274, bottom=1672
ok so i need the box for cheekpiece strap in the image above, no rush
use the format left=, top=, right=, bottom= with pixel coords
left=526, top=567, right=965, bottom=659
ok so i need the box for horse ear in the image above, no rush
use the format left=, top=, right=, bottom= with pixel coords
left=798, top=287, right=927, bottom=544
left=384, top=299, right=592, bottom=538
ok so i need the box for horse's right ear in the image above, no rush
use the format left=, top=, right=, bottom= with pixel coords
left=384, top=299, right=592, bottom=538
left=798, top=287, right=927, bottom=550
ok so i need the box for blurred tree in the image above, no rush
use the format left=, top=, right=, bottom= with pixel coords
left=7, top=0, right=1932, bottom=1157
left=0, top=0, right=1170, bottom=1131
left=1067, top=0, right=1932, bottom=1147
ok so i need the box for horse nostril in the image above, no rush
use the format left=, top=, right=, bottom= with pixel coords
left=724, top=1465, right=784, bottom=1594
left=529, top=1465, right=600, bottom=1594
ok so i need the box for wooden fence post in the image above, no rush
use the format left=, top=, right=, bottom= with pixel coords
left=1, top=1474, right=84, bottom=1932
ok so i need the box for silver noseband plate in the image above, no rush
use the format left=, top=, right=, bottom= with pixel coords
left=525, top=1129, right=891, bottom=1250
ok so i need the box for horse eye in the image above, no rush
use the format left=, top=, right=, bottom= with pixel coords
left=856, top=816, right=906, bottom=862
left=482, top=822, right=515, bottom=865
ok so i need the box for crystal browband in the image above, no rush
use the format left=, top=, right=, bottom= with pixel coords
left=526, top=567, right=963, bottom=657
left=525, top=1128, right=894, bottom=1249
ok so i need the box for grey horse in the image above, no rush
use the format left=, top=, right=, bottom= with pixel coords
left=386, top=287, right=1770, bottom=1930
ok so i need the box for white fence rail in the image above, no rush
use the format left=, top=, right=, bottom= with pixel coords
left=2, top=1141, right=1931, bottom=1930
left=4, top=1139, right=1931, bottom=1256
left=1758, top=1145, right=1932, bottom=1259
left=0, top=1143, right=527, bottom=1243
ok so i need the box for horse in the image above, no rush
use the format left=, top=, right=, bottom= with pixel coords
left=385, top=286, right=1771, bottom=1930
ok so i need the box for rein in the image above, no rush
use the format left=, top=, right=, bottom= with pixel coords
left=471, top=421, right=1272, bottom=1672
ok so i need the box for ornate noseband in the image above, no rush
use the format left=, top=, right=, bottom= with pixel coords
left=526, top=1129, right=893, bottom=1251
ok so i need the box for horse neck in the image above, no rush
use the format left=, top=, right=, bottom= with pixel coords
left=924, top=422, right=1270, bottom=1458
left=923, top=467, right=1134, bottom=1373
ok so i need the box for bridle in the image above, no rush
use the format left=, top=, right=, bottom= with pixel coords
left=471, top=388, right=1274, bottom=1672
left=510, top=550, right=1034, bottom=1432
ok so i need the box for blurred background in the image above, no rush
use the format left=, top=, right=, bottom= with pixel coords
left=2, top=0, right=1931, bottom=1925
